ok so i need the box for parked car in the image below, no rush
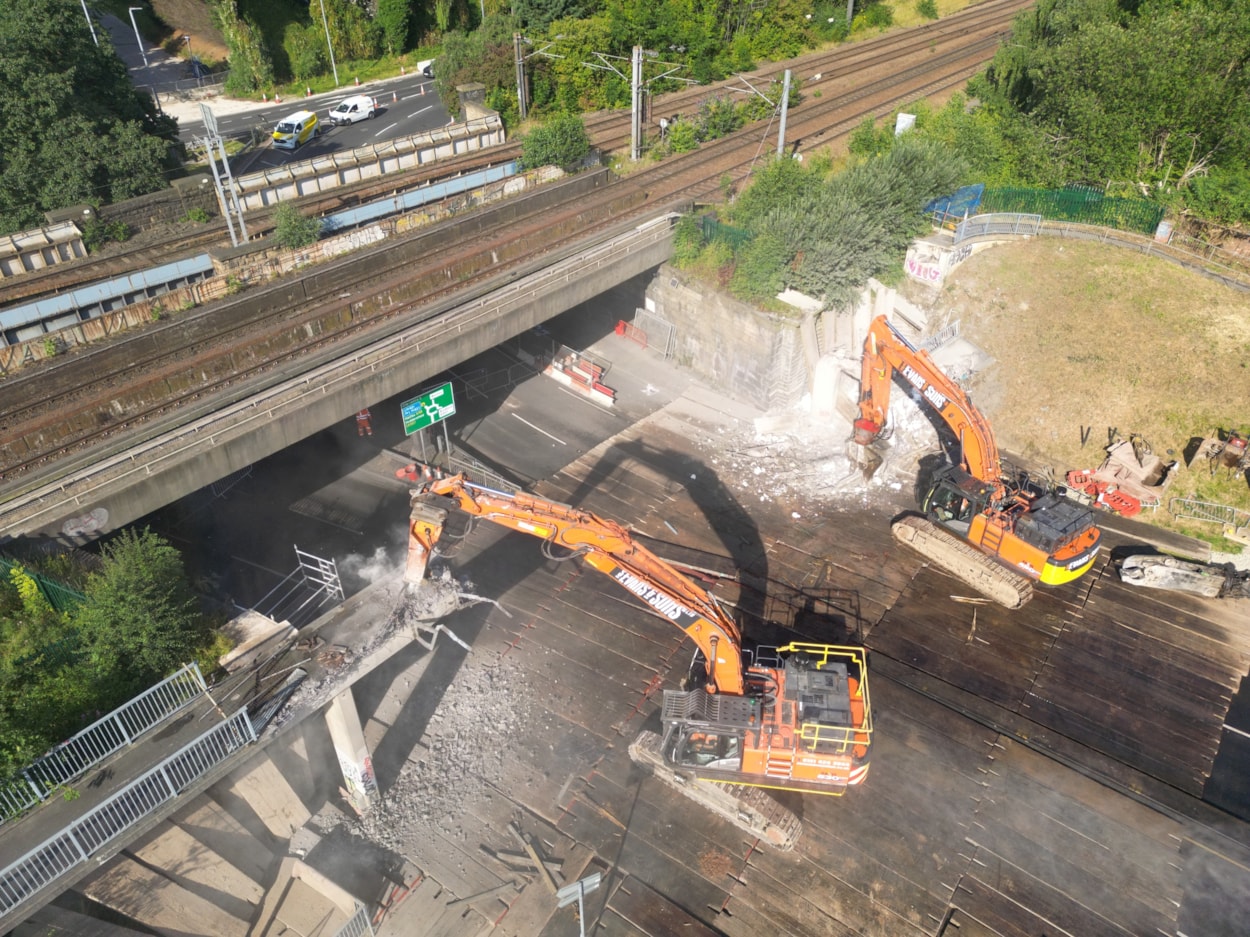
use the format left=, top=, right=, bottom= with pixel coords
left=272, top=110, right=320, bottom=149
left=328, top=95, right=377, bottom=126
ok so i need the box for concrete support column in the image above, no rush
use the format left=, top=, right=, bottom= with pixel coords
left=325, top=689, right=378, bottom=815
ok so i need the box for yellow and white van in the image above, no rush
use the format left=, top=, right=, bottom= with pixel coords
left=272, top=110, right=320, bottom=150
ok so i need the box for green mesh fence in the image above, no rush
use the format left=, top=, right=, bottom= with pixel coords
left=0, top=557, right=86, bottom=614
left=701, top=215, right=754, bottom=250
left=980, top=186, right=1165, bottom=236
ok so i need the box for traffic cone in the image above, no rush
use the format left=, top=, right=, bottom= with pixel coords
left=392, top=91, right=398, bottom=103
left=262, top=92, right=267, bottom=102
left=400, top=65, right=406, bottom=75
left=354, top=76, right=360, bottom=86
left=305, top=87, right=312, bottom=97
left=275, top=93, right=282, bottom=104
left=420, top=84, right=425, bottom=96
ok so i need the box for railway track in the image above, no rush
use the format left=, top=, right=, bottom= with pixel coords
left=2, top=0, right=1029, bottom=309
left=0, top=0, right=1024, bottom=495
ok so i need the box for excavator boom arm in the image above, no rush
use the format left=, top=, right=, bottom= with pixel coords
left=399, top=466, right=746, bottom=695
left=855, top=316, right=1002, bottom=484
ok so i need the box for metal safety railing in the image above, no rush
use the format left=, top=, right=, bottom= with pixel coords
left=1, top=663, right=207, bottom=825
left=1169, top=497, right=1250, bottom=535
left=0, top=708, right=256, bottom=919
left=335, top=902, right=376, bottom=937
left=953, top=213, right=1043, bottom=243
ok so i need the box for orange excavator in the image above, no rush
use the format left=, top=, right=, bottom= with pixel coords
left=397, top=462, right=871, bottom=849
left=850, top=315, right=1101, bottom=608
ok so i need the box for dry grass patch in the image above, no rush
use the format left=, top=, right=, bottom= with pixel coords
left=929, top=238, right=1250, bottom=545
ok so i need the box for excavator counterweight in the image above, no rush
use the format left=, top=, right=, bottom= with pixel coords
left=396, top=464, right=872, bottom=848
left=853, top=316, right=1101, bottom=606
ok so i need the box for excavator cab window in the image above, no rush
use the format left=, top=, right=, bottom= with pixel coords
left=924, top=481, right=973, bottom=525
left=676, top=730, right=742, bottom=769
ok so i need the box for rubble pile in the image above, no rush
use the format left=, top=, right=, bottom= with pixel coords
left=352, top=654, right=527, bottom=858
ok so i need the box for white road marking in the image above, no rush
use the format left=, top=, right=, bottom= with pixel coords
left=374, top=122, right=398, bottom=137
left=512, top=413, right=566, bottom=445
left=406, top=105, right=435, bottom=119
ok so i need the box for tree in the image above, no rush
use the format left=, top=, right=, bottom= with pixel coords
left=213, top=0, right=276, bottom=93
left=0, top=0, right=181, bottom=234
left=376, top=0, right=412, bottom=54
left=520, top=113, right=591, bottom=169
left=725, top=139, right=965, bottom=307
left=73, top=529, right=209, bottom=696
left=273, top=202, right=322, bottom=247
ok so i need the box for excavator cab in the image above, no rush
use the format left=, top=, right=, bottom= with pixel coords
left=921, top=467, right=992, bottom=533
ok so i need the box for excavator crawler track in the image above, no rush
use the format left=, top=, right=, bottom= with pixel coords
left=892, top=514, right=1033, bottom=609
left=628, top=730, right=802, bottom=850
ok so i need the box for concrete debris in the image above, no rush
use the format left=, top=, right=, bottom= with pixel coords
left=347, top=655, right=528, bottom=859
left=693, top=390, right=938, bottom=511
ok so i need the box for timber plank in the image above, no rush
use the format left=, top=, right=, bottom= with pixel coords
left=608, top=874, right=725, bottom=936
left=963, top=850, right=1143, bottom=937
left=951, top=876, right=1053, bottom=937
left=1069, top=601, right=1243, bottom=674
left=970, top=806, right=1179, bottom=924
left=965, top=809, right=1180, bottom=934
left=1021, top=678, right=1219, bottom=779
left=994, top=737, right=1181, bottom=847
left=1019, top=695, right=1208, bottom=792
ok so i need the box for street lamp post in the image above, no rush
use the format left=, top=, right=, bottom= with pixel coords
left=317, top=0, right=340, bottom=86
left=79, top=0, right=98, bottom=45
left=184, top=35, right=201, bottom=86
left=129, top=7, right=161, bottom=114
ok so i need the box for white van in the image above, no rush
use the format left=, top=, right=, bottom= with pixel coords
left=272, top=110, right=320, bottom=149
left=328, top=95, right=376, bottom=126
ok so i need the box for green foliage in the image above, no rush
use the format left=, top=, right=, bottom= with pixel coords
left=916, top=0, right=938, bottom=20
left=42, top=337, right=60, bottom=358
left=726, top=138, right=965, bottom=307
left=284, top=21, right=328, bottom=82
left=855, top=1, right=895, bottom=31
left=214, top=1, right=276, bottom=93
left=672, top=214, right=705, bottom=266
left=666, top=119, right=701, bottom=154
left=0, top=534, right=216, bottom=780
left=272, top=202, right=322, bottom=248
left=0, top=0, right=181, bottom=234
left=74, top=529, right=209, bottom=697
left=966, top=0, right=1250, bottom=221
left=181, top=207, right=212, bottom=224
left=375, top=0, right=411, bottom=55
left=81, top=216, right=131, bottom=253
left=520, top=113, right=591, bottom=170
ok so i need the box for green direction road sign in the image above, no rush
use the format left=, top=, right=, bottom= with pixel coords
left=401, top=381, right=457, bottom=435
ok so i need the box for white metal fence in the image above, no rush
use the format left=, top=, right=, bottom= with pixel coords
left=0, top=708, right=256, bottom=920
left=334, top=903, right=376, bottom=937
left=0, top=663, right=207, bottom=824
left=1170, top=497, right=1250, bottom=535
left=953, top=213, right=1043, bottom=242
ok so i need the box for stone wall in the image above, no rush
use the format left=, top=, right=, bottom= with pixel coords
left=644, top=267, right=809, bottom=412
left=644, top=266, right=936, bottom=415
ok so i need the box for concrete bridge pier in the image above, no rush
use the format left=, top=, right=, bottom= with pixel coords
left=325, top=689, right=378, bottom=815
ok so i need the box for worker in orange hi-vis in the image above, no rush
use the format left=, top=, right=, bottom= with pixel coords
left=356, top=408, right=373, bottom=436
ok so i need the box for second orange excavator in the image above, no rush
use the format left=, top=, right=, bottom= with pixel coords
left=850, top=315, right=1102, bottom=607
left=397, top=463, right=871, bottom=849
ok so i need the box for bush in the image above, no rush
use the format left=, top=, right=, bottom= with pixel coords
left=181, top=207, right=211, bottom=224
left=81, top=217, right=130, bottom=253
left=916, top=0, right=939, bottom=19
left=272, top=202, right=321, bottom=249
left=520, top=114, right=591, bottom=170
